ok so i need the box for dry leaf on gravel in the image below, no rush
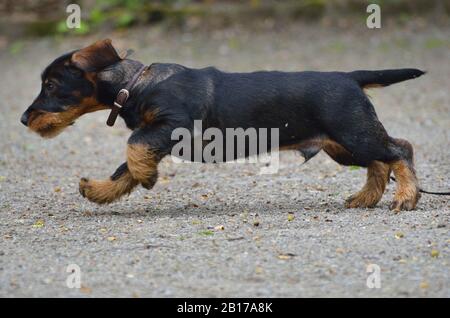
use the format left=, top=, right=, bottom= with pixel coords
left=336, top=248, right=345, bottom=254
left=420, top=281, right=429, bottom=289
left=80, top=285, right=92, bottom=294
left=32, top=219, right=45, bottom=228
left=430, top=250, right=439, bottom=258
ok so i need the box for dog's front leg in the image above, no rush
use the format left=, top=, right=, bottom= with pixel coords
left=79, top=125, right=173, bottom=204
left=79, top=162, right=139, bottom=204
left=125, top=125, right=174, bottom=190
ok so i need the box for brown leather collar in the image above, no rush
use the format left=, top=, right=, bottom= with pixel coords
left=106, top=65, right=148, bottom=126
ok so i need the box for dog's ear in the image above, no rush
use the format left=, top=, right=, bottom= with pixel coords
left=71, top=39, right=122, bottom=72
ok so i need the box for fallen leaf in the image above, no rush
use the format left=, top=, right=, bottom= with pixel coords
left=395, top=232, right=404, bottom=239
left=253, top=221, right=260, bottom=227
left=99, top=228, right=107, bottom=234
left=255, top=266, right=263, bottom=274
left=107, top=236, right=117, bottom=241
left=420, top=281, right=429, bottom=289
left=32, top=219, right=45, bottom=228
left=80, top=285, right=92, bottom=294
left=287, top=213, right=295, bottom=222
left=54, top=187, right=61, bottom=193
left=430, top=250, right=439, bottom=258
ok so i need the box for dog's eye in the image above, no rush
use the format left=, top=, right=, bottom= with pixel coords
left=45, top=82, right=56, bottom=92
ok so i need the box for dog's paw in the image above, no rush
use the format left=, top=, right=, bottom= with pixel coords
left=79, top=177, right=90, bottom=198
left=78, top=177, right=115, bottom=205
left=389, top=199, right=414, bottom=212
left=345, top=191, right=379, bottom=209
left=389, top=188, right=420, bottom=212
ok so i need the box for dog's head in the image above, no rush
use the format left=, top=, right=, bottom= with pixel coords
left=20, top=39, right=122, bottom=138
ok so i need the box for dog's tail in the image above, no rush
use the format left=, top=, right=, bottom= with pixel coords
left=348, top=68, right=425, bottom=89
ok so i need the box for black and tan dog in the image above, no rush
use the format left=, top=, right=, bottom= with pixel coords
left=21, top=39, right=425, bottom=211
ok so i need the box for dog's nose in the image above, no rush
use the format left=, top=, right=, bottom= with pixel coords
left=20, top=112, right=29, bottom=126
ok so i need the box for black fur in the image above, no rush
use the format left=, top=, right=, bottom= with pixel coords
left=96, top=62, right=425, bottom=166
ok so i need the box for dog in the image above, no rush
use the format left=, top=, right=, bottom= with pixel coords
left=21, top=39, right=425, bottom=211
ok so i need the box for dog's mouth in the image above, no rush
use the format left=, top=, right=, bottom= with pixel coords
left=27, top=111, right=77, bottom=138
left=32, top=122, right=66, bottom=138
left=25, top=102, right=108, bottom=138
left=34, top=123, right=63, bottom=138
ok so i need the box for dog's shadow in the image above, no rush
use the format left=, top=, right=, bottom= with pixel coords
left=72, top=196, right=398, bottom=219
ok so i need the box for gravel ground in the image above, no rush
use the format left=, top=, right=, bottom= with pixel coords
left=0, top=22, right=449, bottom=297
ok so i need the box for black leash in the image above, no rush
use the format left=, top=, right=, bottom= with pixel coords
left=390, top=176, right=450, bottom=195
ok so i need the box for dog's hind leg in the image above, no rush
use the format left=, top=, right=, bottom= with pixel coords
left=345, top=161, right=390, bottom=208
left=323, top=132, right=419, bottom=211
left=318, top=90, right=420, bottom=211
left=387, top=138, right=420, bottom=212
left=323, top=140, right=390, bottom=208
left=79, top=163, right=139, bottom=204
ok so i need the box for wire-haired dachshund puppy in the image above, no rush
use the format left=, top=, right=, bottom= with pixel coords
left=21, top=39, right=425, bottom=211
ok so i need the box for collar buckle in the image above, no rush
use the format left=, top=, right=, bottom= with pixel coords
left=106, top=65, right=147, bottom=127
left=114, top=89, right=130, bottom=109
